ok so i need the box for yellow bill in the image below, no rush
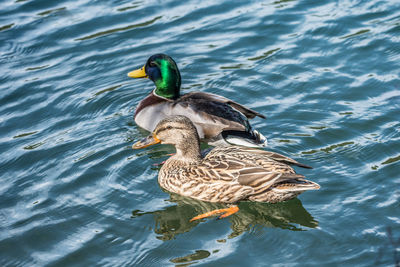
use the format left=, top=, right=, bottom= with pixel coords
left=128, top=65, right=148, bottom=78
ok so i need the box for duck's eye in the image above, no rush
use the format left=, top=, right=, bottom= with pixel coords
left=149, top=61, right=156, bottom=67
left=166, top=126, right=172, bottom=130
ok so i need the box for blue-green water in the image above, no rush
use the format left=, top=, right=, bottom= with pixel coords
left=1, top=0, right=400, bottom=266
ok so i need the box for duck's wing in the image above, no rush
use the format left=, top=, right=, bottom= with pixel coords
left=204, top=151, right=319, bottom=197
left=164, top=144, right=318, bottom=204
left=202, top=153, right=296, bottom=182
left=200, top=158, right=298, bottom=185
left=172, top=93, right=252, bottom=139
left=184, top=156, right=315, bottom=203
left=210, top=146, right=313, bottom=169
left=174, top=92, right=268, bottom=147
left=179, top=91, right=266, bottom=119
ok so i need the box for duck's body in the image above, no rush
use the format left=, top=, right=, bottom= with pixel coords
left=159, top=140, right=318, bottom=204
left=128, top=54, right=267, bottom=147
left=133, top=116, right=320, bottom=220
left=135, top=91, right=266, bottom=146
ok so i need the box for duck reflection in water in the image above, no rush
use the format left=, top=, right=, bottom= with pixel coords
left=131, top=192, right=318, bottom=241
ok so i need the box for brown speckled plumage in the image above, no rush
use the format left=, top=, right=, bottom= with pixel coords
left=134, top=116, right=320, bottom=204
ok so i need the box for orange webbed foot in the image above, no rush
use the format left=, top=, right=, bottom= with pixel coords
left=190, top=206, right=239, bottom=222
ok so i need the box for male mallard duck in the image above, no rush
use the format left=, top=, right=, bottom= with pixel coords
left=128, top=54, right=267, bottom=147
left=132, top=116, right=320, bottom=221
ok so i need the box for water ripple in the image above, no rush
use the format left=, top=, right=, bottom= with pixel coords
left=1, top=0, right=400, bottom=266
left=75, top=16, right=163, bottom=41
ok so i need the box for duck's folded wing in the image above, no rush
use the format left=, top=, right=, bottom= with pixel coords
left=179, top=91, right=266, bottom=119
left=237, top=168, right=305, bottom=191
left=243, top=149, right=313, bottom=169
left=172, top=95, right=251, bottom=139
left=194, top=158, right=286, bottom=186
left=211, top=146, right=313, bottom=169
left=190, top=163, right=305, bottom=196
left=237, top=168, right=319, bottom=198
left=183, top=159, right=313, bottom=203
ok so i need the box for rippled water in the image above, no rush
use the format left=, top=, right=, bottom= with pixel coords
left=1, top=0, right=400, bottom=266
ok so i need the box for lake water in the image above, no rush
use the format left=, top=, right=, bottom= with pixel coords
left=1, top=0, right=400, bottom=266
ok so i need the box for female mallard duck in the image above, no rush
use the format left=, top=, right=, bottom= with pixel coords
left=128, top=54, right=267, bottom=147
left=132, top=116, right=320, bottom=221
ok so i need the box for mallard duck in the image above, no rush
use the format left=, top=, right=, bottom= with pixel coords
left=128, top=54, right=267, bottom=147
left=132, top=116, right=320, bottom=221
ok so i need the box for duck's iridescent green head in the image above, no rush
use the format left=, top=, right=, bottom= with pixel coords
left=128, top=54, right=181, bottom=100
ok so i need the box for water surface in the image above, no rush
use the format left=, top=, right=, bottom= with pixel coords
left=1, top=0, right=400, bottom=266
